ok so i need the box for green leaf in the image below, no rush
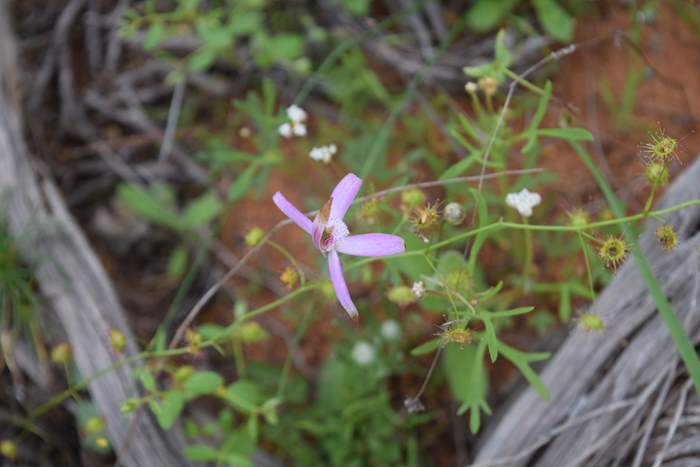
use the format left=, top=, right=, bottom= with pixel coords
left=523, top=80, right=553, bottom=153
left=187, top=47, right=217, bottom=72
left=444, top=342, right=489, bottom=433
left=533, top=0, right=575, bottom=42
left=154, top=391, right=186, bottom=429
left=184, top=371, right=224, bottom=398
left=559, top=287, right=571, bottom=321
left=184, top=445, right=220, bottom=462
left=465, top=0, right=519, bottom=32
left=182, top=191, right=221, bottom=228
left=537, top=127, right=593, bottom=141
left=167, top=246, right=188, bottom=279
left=222, top=379, right=263, bottom=414
left=498, top=342, right=550, bottom=400
left=117, top=183, right=181, bottom=231
left=144, top=21, right=166, bottom=50
left=138, top=369, right=157, bottom=392
left=467, top=188, right=489, bottom=274
left=228, top=163, right=259, bottom=202
left=410, top=338, right=443, bottom=356
left=486, top=306, right=534, bottom=319
left=440, top=151, right=480, bottom=180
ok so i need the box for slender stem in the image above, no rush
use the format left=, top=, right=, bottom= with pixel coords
left=522, top=216, right=533, bottom=278
left=268, top=240, right=306, bottom=285
left=578, top=231, right=596, bottom=301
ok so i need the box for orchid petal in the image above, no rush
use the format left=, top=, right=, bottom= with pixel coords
left=272, top=192, right=313, bottom=234
left=329, top=173, right=362, bottom=220
left=336, top=234, right=405, bottom=257
left=328, top=249, right=358, bottom=320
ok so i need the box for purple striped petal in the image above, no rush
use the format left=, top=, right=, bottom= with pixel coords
left=328, top=249, right=358, bottom=320
left=272, top=192, right=313, bottom=235
left=336, top=234, right=405, bottom=257
left=329, top=173, right=362, bottom=221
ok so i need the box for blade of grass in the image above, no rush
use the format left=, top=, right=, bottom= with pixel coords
left=570, top=141, right=700, bottom=397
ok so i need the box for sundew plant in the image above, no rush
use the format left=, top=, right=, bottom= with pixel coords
left=5, top=1, right=700, bottom=466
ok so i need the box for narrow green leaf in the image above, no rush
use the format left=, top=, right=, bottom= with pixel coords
left=184, top=371, right=224, bottom=398
left=228, top=163, right=259, bottom=202
left=522, top=80, right=553, bottom=153
left=156, top=391, right=186, bottom=429
left=182, top=191, right=221, bottom=228
left=533, top=0, right=575, bottom=42
left=559, top=287, right=571, bottom=321
left=410, top=338, right=443, bottom=356
left=537, top=127, right=593, bottom=141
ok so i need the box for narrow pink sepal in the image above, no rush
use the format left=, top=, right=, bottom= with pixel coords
left=329, top=173, right=362, bottom=220
left=272, top=192, right=313, bottom=235
left=328, top=249, right=358, bottom=320
left=336, top=233, right=405, bottom=257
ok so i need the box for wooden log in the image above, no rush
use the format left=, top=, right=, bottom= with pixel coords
left=473, top=156, right=700, bottom=467
left=0, top=3, right=191, bottom=466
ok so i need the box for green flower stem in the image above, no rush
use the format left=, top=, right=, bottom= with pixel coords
left=503, top=68, right=548, bottom=98
left=522, top=216, right=534, bottom=278
left=347, top=199, right=700, bottom=270
left=578, top=231, right=596, bottom=300
left=268, top=240, right=306, bottom=285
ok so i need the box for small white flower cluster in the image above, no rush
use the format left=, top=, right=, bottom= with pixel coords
left=278, top=105, right=307, bottom=138
left=506, top=188, right=541, bottom=217
left=309, top=144, right=337, bottom=164
left=411, top=281, right=425, bottom=298
left=351, top=341, right=376, bottom=366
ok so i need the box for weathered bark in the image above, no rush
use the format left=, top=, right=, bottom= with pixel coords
left=473, top=156, right=700, bottom=467
left=0, top=2, right=191, bottom=466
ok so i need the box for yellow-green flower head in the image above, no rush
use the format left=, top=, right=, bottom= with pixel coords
left=401, top=188, right=426, bottom=210
left=568, top=208, right=589, bottom=228
left=51, top=342, right=71, bottom=365
left=441, top=327, right=474, bottom=347
left=280, top=266, right=298, bottom=290
left=642, top=129, right=677, bottom=162
left=598, top=236, right=628, bottom=269
left=387, top=285, right=415, bottom=307
left=645, top=162, right=669, bottom=187
left=0, top=440, right=17, bottom=460
left=655, top=224, right=678, bottom=252
left=411, top=203, right=440, bottom=232
left=579, top=313, right=605, bottom=332
left=109, top=329, right=126, bottom=354
left=245, top=227, right=265, bottom=247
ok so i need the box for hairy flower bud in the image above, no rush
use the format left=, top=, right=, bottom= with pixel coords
left=387, top=285, right=415, bottom=307
left=478, top=76, right=499, bottom=96
left=51, top=343, right=71, bottom=365
left=401, top=188, right=426, bottom=210
left=645, top=162, right=669, bottom=187
left=0, top=440, right=17, bottom=460
left=598, top=236, right=628, bottom=269
left=579, top=313, right=605, bottom=332
left=443, top=202, right=465, bottom=225
left=280, top=266, right=298, bottom=290
left=642, top=129, right=677, bottom=162
left=109, top=329, right=126, bottom=354
left=245, top=227, right=265, bottom=247
left=568, top=208, right=589, bottom=228
left=655, top=224, right=678, bottom=252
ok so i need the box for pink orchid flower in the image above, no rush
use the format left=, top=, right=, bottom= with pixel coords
left=272, top=173, right=405, bottom=320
